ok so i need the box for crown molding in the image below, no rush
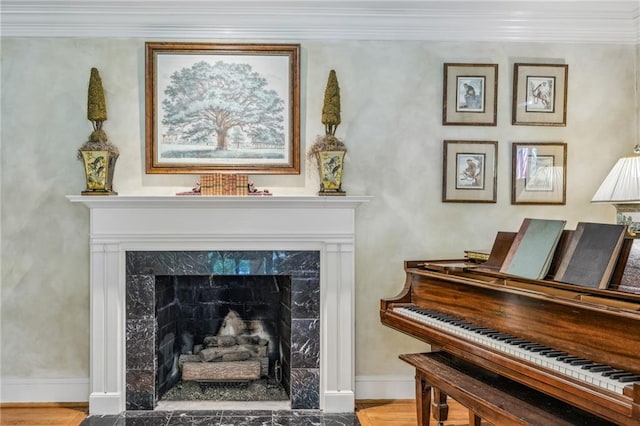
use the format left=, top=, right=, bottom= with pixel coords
left=1, top=1, right=639, bottom=44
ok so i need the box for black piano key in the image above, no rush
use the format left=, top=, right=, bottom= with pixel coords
left=556, top=355, right=577, bottom=361
left=529, top=346, right=552, bottom=352
left=569, top=359, right=594, bottom=366
left=580, top=363, right=606, bottom=370
left=558, top=356, right=584, bottom=363
left=618, top=375, right=640, bottom=383
left=521, top=344, right=546, bottom=350
left=493, top=334, right=515, bottom=341
left=539, top=350, right=566, bottom=357
left=589, top=365, right=614, bottom=373
left=609, top=371, right=635, bottom=380
left=602, top=369, right=627, bottom=377
left=465, top=326, right=487, bottom=331
left=505, top=338, right=530, bottom=345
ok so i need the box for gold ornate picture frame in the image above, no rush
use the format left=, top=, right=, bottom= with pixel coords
left=443, top=63, right=498, bottom=126
left=145, top=42, right=300, bottom=174
left=443, top=140, right=498, bottom=203
left=512, top=63, right=568, bottom=126
left=512, top=142, right=567, bottom=205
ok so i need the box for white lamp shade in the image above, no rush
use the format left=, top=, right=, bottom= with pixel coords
left=592, top=156, right=640, bottom=203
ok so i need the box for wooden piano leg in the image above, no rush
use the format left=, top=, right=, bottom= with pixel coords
left=431, top=388, right=449, bottom=425
left=468, top=410, right=482, bottom=426
left=632, top=383, right=640, bottom=421
left=415, top=371, right=432, bottom=426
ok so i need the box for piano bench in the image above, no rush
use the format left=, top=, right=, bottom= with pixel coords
left=400, top=351, right=616, bottom=426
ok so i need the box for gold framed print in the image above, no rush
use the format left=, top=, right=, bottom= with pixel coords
left=443, top=63, right=498, bottom=126
left=512, top=142, right=567, bottom=205
left=443, top=140, right=498, bottom=203
left=512, top=63, right=568, bottom=126
left=145, top=42, right=300, bottom=174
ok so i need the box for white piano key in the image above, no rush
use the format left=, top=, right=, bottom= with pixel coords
left=393, top=306, right=627, bottom=395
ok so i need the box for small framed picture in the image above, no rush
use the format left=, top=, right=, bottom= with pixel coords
left=512, top=142, right=567, bottom=205
left=443, top=63, right=498, bottom=126
left=443, top=140, right=498, bottom=203
left=512, top=63, right=568, bottom=126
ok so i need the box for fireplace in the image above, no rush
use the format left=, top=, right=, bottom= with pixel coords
left=125, top=250, right=320, bottom=410
left=68, top=195, right=369, bottom=415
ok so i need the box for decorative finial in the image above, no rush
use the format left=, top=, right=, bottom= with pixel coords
left=321, top=70, right=341, bottom=137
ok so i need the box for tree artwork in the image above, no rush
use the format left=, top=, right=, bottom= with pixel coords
left=161, top=60, right=285, bottom=154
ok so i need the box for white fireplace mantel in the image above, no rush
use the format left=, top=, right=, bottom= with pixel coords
left=67, top=195, right=371, bottom=415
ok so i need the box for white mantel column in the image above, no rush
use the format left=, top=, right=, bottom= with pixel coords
left=322, top=242, right=356, bottom=412
left=88, top=242, right=125, bottom=414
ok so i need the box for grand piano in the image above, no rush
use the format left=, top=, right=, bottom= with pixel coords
left=380, top=227, right=640, bottom=425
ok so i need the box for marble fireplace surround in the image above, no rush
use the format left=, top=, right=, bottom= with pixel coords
left=126, top=250, right=319, bottom=411
left=68, top=195, right=370, bottom=416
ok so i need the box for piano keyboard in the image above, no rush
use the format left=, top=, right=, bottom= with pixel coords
left=394, top=305, right=640, bottom=395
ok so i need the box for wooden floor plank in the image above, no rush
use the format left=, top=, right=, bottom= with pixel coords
left=0, top=406, right=87, bottom=426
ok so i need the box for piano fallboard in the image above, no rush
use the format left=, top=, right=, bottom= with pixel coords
left=381, top=260, right=640, bottom=425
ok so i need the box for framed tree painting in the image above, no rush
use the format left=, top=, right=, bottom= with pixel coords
left=512, top=63, right=568, bottom=126
left=145, top=42, right=300, bottom=174
left=443, top=63, right=498, bottom=126
left=512, top=142, right=567, bottom=204
left=443, top=140, right=498, bottom=203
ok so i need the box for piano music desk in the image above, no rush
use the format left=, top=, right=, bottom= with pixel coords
left=400, top=351, right=616, bottom=426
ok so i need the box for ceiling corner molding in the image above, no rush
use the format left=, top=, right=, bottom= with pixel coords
left=1, top=1, right=639, bottom=44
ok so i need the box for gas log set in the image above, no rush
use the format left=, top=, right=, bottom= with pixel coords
left=178, top=310, right=271, bottom=384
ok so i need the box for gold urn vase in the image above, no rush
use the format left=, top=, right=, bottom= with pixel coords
left=316, top=150, right=346, bottom=196
left=80, top=150, right=119, bottom=195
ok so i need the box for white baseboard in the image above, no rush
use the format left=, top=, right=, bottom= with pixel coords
left=0, top=375, right=412, bottom=405
left=355, top=375, right=414, bottom=400
left=323, top=390, right=355, bottom=413
left=0, top=377, right=89, bottom=403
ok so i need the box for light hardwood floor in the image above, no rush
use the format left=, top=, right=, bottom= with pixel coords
left=356, top=399, right=485, bottom=426
left=0, top=403, right=88, bottom=426
left=0, top=400, right=477, bottom=425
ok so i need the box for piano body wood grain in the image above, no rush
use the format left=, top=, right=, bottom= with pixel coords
left=381, top=258, right=640, bottom=425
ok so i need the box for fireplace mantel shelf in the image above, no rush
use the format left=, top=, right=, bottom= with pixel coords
left=67, top=194, right=372, bottom=209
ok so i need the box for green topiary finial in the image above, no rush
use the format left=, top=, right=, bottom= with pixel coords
left=88, top=67, right=107, bottom=124
left=79, top=68, right=118, bottom=157
left=321, top=69, right=341, bottom=136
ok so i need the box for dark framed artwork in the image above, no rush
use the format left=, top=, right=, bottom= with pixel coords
left=443, top=140, right=498, bottom=203
left=145, top=42, right=300, bottom=174
left=512, top=142, right=567, bottom=204
left=443, top=63, right=498, bottom=126
left=512, top=63, right=568, bottom=126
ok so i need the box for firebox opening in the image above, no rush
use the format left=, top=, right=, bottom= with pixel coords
left=155, top=275, right=292, bottom=403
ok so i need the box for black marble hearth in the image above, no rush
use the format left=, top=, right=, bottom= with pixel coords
left=126, top=251, right=320, bottom=411
left=80, top=409, right=361, bottom=426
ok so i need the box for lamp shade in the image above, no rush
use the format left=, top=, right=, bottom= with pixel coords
left=592, top=155, right=640, bottom=203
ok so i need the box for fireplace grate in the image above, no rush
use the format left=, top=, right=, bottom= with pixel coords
left=197, top=381, right=250, bottom=390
